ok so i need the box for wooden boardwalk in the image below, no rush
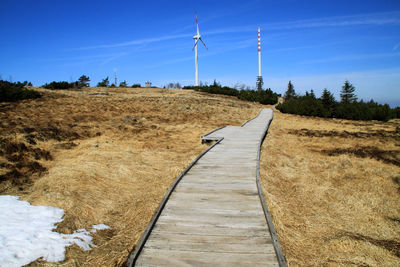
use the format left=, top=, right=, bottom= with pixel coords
left=128, top=109, right=286, bottom=266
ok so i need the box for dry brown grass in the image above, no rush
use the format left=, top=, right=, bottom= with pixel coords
left=0, top=87, right=262, bottom=266
left=3, top=86, right=399, bottom=266
left=260, top=110, right=400, bottom=266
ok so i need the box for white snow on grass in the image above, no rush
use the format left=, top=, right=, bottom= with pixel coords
left=91, top=224, right=111, bottom=233
left=0, top=195, right=110, bottom=267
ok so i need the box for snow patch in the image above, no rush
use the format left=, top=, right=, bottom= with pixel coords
left=0, top=195, right=110, bottom=267
left=91, top=224, right=111, bottom=233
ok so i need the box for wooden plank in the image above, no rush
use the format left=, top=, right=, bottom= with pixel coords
left=155, top=219, right=266, bottom=230
left=170, top=191, right=259, bottom=200
left=148, top=232, right=271, bottom=245
left=144, top=239, right=275, bottom=254
left=152, top=223, right=269, bottom=237
left=181, top=172, right=256, bottom=179
left=179, top=173, right=257, bottom=181
left=175, top=183, right=257, bottom=191
left=175, top=184, right=257, bottom=191
left=162, top=206, right=264, bottom=217
left=174, top=186, right=258, bottom=195
left=136, top=249, right=279, bottom=266
left=166, top=197, right=261, bottom=207
left=164, top=201, right=262, bottom=212
left=158, top=212, right=267, bottom=225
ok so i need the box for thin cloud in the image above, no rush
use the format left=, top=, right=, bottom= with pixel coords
left=100, top=53, right=128, bottom=66
left=40, top=53, right=128, bottom=62
left=42, top=52, right=129, bottom=67
left=299, top=52, right=400, bottom=64
left=144, top=56, right=193, bottom=69
left=207, top=11, right=400, bottom=35
left=265, top=18, right=400, bottom=31
left=74, top=33, right=192, bottom=50
left=145, top=39, right=254, bottom=69
left=171, top=0, right=262, bottom=35
left=71, top=11, right=400, bottom=52
left=393, top=41, right=400, bottom=51
left=265, top=42, right=346, bottom=54
left=266, top=11, right=400, bottom=30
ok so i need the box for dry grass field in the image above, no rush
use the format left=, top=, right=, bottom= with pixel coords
left=0, top=87, right=261, bottom=266
left=1, top=87, right=399, bottom=266
left=260, top=110, right=400, bottom=266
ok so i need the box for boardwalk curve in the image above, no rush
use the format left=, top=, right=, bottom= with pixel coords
left=127, top=108, right=286, bottom=266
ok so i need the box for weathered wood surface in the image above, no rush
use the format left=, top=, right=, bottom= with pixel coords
left=133, top=109, right=283, bottom=266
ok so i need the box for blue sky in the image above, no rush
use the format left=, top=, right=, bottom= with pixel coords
left=1, top=0, right=399, bottom=106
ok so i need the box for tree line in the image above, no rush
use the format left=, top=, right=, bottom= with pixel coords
left=277, top=80, right=400, bottom=121
left=2, top=76, right=398, bottom=122
left=96, top=77, right=140, bottom=88
left=183, top=80, right=279, bottom=105
left=42, top=75, right=141, bottom=89
left=0, top=80, right=40, bottom=102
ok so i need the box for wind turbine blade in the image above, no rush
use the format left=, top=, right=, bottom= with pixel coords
left=195, top=11, right=200, bottom=35
left=192, top=39, right=198, bottom=51
left=200, top=38, right=208, bottom=50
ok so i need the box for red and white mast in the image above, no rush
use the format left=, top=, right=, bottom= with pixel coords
left=258, top=27, right=261, bottom=77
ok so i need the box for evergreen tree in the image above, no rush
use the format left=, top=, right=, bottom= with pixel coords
left=340, top=80, right=357, bottom=104
left=310, top=89, right=316, bottom=99
left=321, top=88, right=335, bottom=108
left=320, top=88, right=336, bottom=116
left=77, top=75, right=90, bottom=87
left=256, top=76, right=263, bottom=92
left=97, top=77, right=109, bottom=87
left=119, top=81, right=128, bottom=87
left=284, top=80, right=296, bottom=99
left=212, top=79, right=221, bottom=88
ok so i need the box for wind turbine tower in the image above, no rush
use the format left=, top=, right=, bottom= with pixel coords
left=257, top=27, right=263, bottom=91
left=193, top=14, right=207, bottom=86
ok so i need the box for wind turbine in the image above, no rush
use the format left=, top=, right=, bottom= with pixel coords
left=193, top=13, right=207, bottom=86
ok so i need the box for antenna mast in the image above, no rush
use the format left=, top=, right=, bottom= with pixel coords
left=257, top=27, right=263, bottom=92
left=258, top=27, right=261, bottom=77
left=114, top=69, right=118, bottom=86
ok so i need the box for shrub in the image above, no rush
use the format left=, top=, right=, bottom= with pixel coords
left=183, top=81, right=279, bottom=105
left=42, top=81, right=76, bottom=90
left=119, top=81, right=128, bottom=87
left=238, top=88, right=278, bottom=105
left=393, top=107, right=400, bottom=118
left=0, top=80, right=41, bottom=102
left=277, top=95, right=327, bottom=117
left=77, top=75, right=90, bottom=87
left=97, top=77, right=110, bottom=87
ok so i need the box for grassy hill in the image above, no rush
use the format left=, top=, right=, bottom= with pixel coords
left=0, top=87, right=262, bottom=266
left=0, top=87, right=399, bottom=266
